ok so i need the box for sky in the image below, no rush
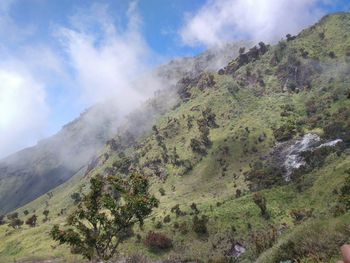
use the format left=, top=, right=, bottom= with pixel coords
left=0, top=0, right=349, bottom=159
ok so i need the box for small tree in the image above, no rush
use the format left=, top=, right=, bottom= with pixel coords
left=70, top=192, right=81, bottom=204
left=50, top=173, right=158, bottom=261
left=253, top=192, right=270, bottom=220
left=25, top=214, right=37, bottom=227
left=9, top=218, right=23, bottom=229
left=7, top=212, right=23, bottom=229
left=0, top=215, right=5, bottom=225
left=43, top=210, right=49, bottom=222
left=23, top=210, right=29, bottom=216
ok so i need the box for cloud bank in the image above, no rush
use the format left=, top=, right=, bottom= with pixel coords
left=180, top=0, right=326, bottom=47
left=0, top=68, right=48, bottom=158
left=0, top=2, right=156, bottom=158
left=57, top=2, right=153, bottom=115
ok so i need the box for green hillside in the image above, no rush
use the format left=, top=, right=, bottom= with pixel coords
left=0, top=13, right=350, bottom=263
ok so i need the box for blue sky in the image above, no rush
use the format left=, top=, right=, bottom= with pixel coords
left=0, top=0, right=349, bottom=158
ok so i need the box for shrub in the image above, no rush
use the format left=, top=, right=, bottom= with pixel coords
left=144, top=231, right=172, bottom=251
left=192, top=215, right=209, bottom=236
left=190, top=203, right=199, bottom=214
left=271, top=215, right=350, bottom=262
left=25, top=214, right=37, bottom=227
left=43, top=210, right=49, bottom=222
left=8, top=218, right=23, bottom=229
left=337, top=169, right=350, bottom=213
left=253, top=193, right=270, bottom=220
left=7, top=212, right=18, bottom=221
left=163, top=215, right=171, bottom=224
left=70, top=192, right=81, bottom=204
left=179, top=222, right=189, bottom=235
left=290, top=209, right=313, bottom=224
left=155, top=221, right=163, bottom=229
left=190, top=138, right=206, bottom=155
left=171, top=204, right=186, bottom=217
left=235, top=189, right=242, bottom=198
left=273, top=122, right=297, bottom=142
left=159, top=187, right=166, bottom=196
left=251, top=226, right=277, bottom=255
left=126, top=253, right=149, bottom=263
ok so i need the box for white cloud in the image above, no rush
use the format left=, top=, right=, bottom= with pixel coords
left=0, top=68, right=48, bottom=158
left=56, top=2, right=154, bottom=115
left=180, top=0, right=326, bottom=47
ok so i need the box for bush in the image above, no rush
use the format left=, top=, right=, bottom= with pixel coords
left=171, top=204, right=186, bottom=217
left=126, top=253, right=149, bottom=263
left=163, top=215, right=171, bottom=224
left=144, top=231, right=172, bottom=251
left=251, top=226, right=277, bottom=255
left=336, top=169, right=350, bottom=213
left=190, top=203, right=199, bottom=214
left=8, top=218, right=23, bottom=229
left=269, top=215, right=350, bottom=262
left=158, top=187, right=166, bottom=196
left=253, top=193, right=270, bottom=220
left=25, top=214, right=37, bottom=227
left=192, top=215, right=209, bottom=236
left=155, top=221, right=163, bottom=229
left=70, top=192, right=81, bottom=204
left=290, top=209, right=313, bottom=224
left=273, top=122, right=297, bottom=142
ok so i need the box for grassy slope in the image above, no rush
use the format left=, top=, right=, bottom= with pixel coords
left=0, top=13, right=350, bottom=262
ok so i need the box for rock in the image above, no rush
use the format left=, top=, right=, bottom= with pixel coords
left=225, top=242, right=246, bottom=258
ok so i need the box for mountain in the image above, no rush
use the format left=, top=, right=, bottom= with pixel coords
left=0, top=13, right=350, bottom=263
left=0, top=103, right=122, bottom=214
left=0, top=42, right=247, bottom=215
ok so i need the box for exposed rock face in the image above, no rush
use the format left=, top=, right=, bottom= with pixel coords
left=274, top=133, right=343, bottom=181
left=282, top=133, right=321, bottom=180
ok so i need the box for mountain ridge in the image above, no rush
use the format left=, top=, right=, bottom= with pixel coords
left=0, top=12, right=349, bottom=263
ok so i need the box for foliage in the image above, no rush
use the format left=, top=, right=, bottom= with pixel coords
left=253, top=193, right=270, bottom=220
left=192, top=215, right=209, bottom=236
left=70, top=192, right=81, bottom=204
left=43, top=210, right=49, bottom=222
left=25, top=214, right=37, bottom=227
left=144, top=231, right=172, bottom=251
left=251, top=226, right=277, bottom=255
left=50, top=173, right=158, bottom=261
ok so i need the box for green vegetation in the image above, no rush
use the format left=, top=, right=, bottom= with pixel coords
left=50, top=173, right=158, bottom=261
left=0, top=12, right=350, bottom=263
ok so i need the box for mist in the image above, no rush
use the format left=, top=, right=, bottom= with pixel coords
left=180, top=0, right=330, bottom=47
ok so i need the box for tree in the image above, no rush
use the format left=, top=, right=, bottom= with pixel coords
left=23, top=210, right=29, bottom=216
left=253, top=193, right=270, bottom=220
left=25, top=214, right=37, bottom=227
left=50, top=173, right=158, bottom=261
